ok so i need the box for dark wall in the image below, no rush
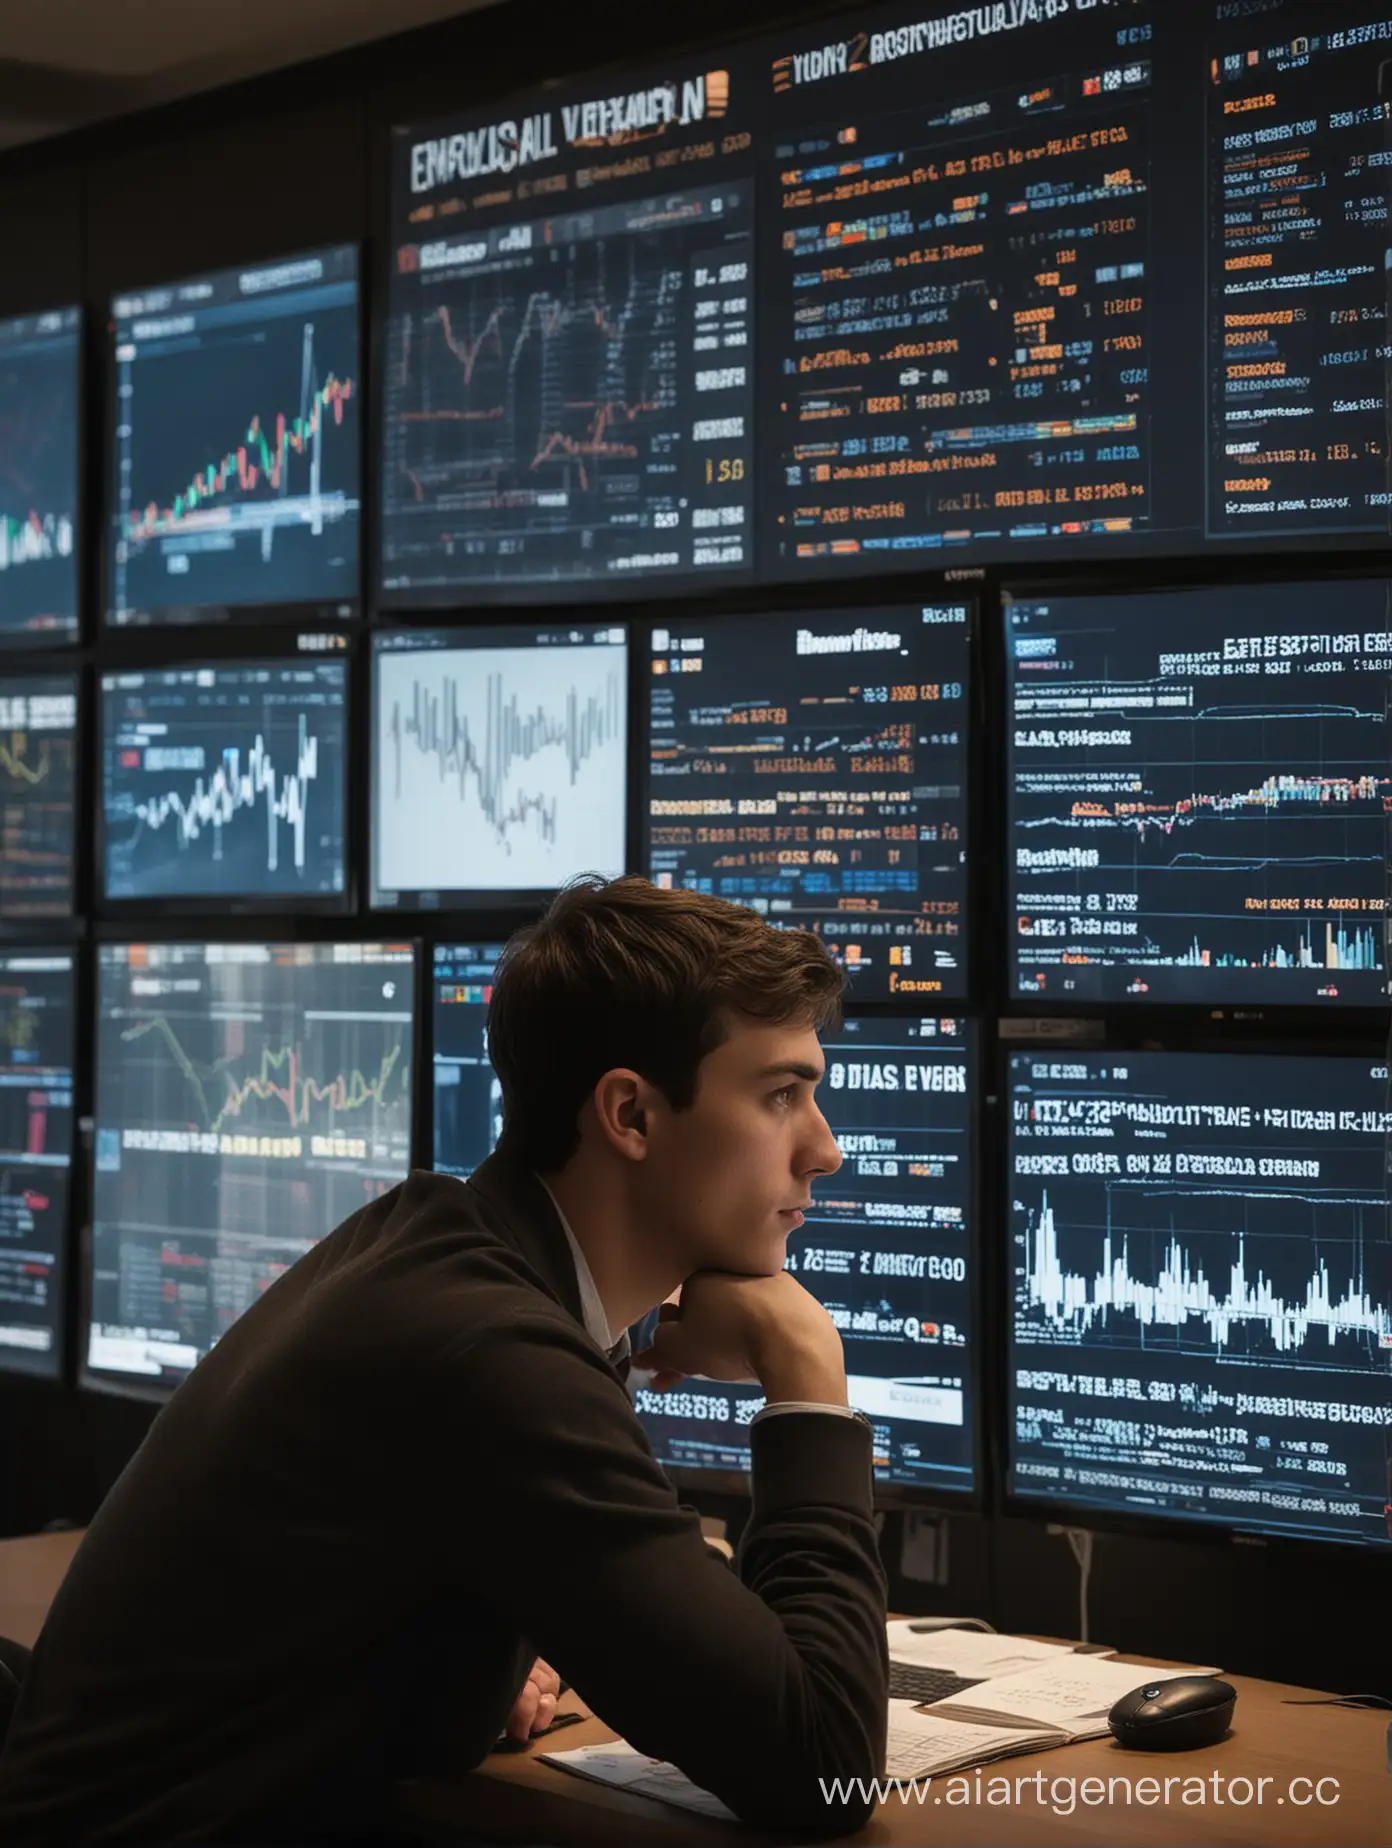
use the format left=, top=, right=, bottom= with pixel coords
left=0, top=0, right=1385, bottom=1707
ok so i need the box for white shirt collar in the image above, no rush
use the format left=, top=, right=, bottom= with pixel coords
left=536, top=1176, right=629, bottom=1365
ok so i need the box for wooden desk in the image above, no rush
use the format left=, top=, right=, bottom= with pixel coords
left=400, top=1678, right=1390, bottom=1848
left=0, top=1529, right=83, bottom=1651
left=4, top=1533, right=1387, bottom=1846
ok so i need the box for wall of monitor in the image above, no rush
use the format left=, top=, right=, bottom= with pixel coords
left=0, top=0, right=1389, bottom=1695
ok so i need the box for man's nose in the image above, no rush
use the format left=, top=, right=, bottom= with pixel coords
left=804, top=1105, right=842, bottom=1177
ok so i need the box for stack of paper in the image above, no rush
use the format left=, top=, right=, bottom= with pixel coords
left=886, top=1702, right=1060, bottom=1779
left=887, top=1622, right=1089, bottom=1678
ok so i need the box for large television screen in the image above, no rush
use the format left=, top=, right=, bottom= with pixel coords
left=108, top=246, right=360, bottom=626
left=88, top=941, right=415, bottom=1388
left=0, top=952, right=75, bottom=1381
left=101, top=659, right=348, bottom=906
left=645, top=604, right=969, bottom=1001
left=381, top=60, right=754, bottom=599
left=638, top=1016, right=977, bottom=1499
left=1006, top=582, right=1392, bottom=1007
left=0, top=308, right=80, bottom=644
left=371, top=624, right=628, bottom=909
left=1007, top=1050, right=1392, bottom=1549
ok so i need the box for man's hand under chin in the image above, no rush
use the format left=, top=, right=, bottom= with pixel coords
left=503, top=1656, right=561, bottom=1741
left=631, top=1271, right=849, bottom=1406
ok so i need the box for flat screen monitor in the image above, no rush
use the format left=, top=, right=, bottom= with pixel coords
left=108, top=246, right=360, bottom=626
left=0, top=676, right=77, bottom=919
left=638, top=1016, right=977, bottom=1498
left=380, top=61, right=754, bottom=600
left=0, top=952, right=75, bottom=1381
left=645, top=603, right=969, bottom=1001
left=1006, top=582, right=1392, bottom=1007
left=431, top=943, right=505, bottom=1179
left=1007, top=1050, right=1392, bottom=1549
left=0, top=308, right=80, bottom=644
left=88, top=941, right=415, bottom=1389
left=371, top=624, right=629, bottom=909
left=100, top=659, right=348, bottom=906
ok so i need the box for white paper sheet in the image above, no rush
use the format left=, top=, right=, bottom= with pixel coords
left=933, top=1656, right=1217, bottom=1737
left=885, top=1700, right=1058, bottom=1778
left=541, top=1742, right=738, bottom=1822
left=887, top=1622, right=1083, bottom=1677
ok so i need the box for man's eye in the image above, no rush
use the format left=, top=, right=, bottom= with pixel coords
left=771, top=1086, right=796, bottom=1107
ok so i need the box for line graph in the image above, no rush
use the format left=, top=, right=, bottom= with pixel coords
left=0, top=510, right=74, bottom=572
left=374, top=636, right=627, bottom=897
left=381, top=180, right=754, bottom=589
left=1007, top=1053, right=1392, bottom=1546
left=1018, top=1188, right=1392, bottom=1361
left=128, top=721, right=321, bottom=870
left=0, top=678, right=75, bottom=918
left=1008, top=585, right=1392, bottom=1003
left=90, top=941, right=415, bottom=1380
left=103, top=664, right=346, bottom=901
left=111, top=247, right=360, bottom=622
left=0, top=735, right=59, bottom=789
left=1020, top=770, right=1391, bottom=839
left=399, top=250, right=677, bottom=499
left=120, top=1016, right=404, bottom=1135
left=0, top=309, right=79, bottom=638
left=126, top=358, right=354, bottom=545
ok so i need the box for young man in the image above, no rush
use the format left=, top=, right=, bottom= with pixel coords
left=0, top=878, right=889, bottom=1844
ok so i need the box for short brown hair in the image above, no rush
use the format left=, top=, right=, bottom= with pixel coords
left=486, top=875, right=844, bottom=1172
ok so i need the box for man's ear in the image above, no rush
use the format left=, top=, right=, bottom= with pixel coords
left=590, top=1069, right=650, bottom=1161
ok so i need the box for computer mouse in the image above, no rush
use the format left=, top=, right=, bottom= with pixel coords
left=1108, top=1677, right=1236, bottom=1751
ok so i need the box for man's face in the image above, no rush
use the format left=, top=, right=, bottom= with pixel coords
left=635, top=1017, right=844, bottom=1277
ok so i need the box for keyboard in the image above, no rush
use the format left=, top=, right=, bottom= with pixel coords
left=887, top=1663, right=983, bottom=1705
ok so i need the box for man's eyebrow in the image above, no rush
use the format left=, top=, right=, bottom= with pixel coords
left=754, top=1061, right=825, bottom=1083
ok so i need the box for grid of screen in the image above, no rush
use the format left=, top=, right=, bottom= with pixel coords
left=0, top=308, right=80, bottom=644
left=0, top=953, right=74, bottom=1381
left=1007, top=1050, right=1392, bottom=1550
left=638, top=1017, right=976, bottom=1496
left=1006, top=582, right=1392, bottom=1007
left=0, top=0, right=1388, bottom=1564
left=0, top=676, right=77, bottom=919
left=100, top=660, right=348, bottom=905
left=370, top=624, right=629, bottom=909
left=87, top=941, right=415, bottom=1387
left=109, top=246, right=360, bottom=626
left=432, top=943, right=504, bottom=1179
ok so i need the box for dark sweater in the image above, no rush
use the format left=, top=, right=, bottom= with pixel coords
left=0, top=1156, right=888, bottom=1844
